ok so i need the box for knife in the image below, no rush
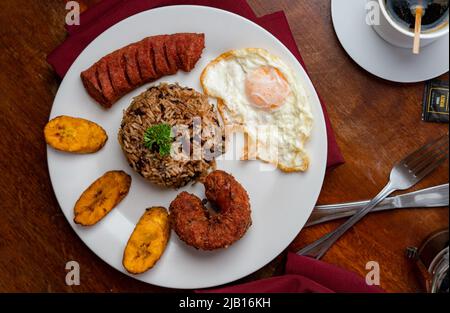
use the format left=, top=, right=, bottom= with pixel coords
left=306, top=184, right=449, bottom=227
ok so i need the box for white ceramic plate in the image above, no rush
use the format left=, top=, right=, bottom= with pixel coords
left=48, top=5, right=327, bottom=289
left=332, top=0, right=449, bottom=83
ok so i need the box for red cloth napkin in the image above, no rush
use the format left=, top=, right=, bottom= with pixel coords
left=47, top=0, right=344, bottom=168
left=47, top=0, right=357, bottom=294
left=197, top=253, right=384, bottom=293
left=47, top=0, right=373, bottom=294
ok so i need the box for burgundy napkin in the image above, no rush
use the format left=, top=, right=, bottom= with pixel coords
left=47, top=0, right=370, bottom=294
left=47, top=0, right=344, bottom=168
left=197, top=253, right=384, bottom=293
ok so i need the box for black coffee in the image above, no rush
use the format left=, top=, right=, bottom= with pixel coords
left=385, top=0, right=449, bottom=31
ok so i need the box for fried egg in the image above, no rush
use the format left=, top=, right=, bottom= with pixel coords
left=200, top=48, right=313, bottom=171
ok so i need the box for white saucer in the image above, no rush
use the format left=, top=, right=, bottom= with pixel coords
left=331, top=0, right=449, bottom=83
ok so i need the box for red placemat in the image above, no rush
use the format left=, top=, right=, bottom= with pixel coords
left=47, top=0, right=380, bottom=294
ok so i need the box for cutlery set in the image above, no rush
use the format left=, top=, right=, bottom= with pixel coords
left=308, top=183, right=449, bottom=227
left=299, top=135, right=449, bottom=259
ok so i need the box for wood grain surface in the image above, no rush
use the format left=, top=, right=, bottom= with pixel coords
left=0, top=0, right=448, bottom=293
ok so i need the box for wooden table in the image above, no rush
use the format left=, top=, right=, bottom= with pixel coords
left=0, top=0, right=448, bottom=293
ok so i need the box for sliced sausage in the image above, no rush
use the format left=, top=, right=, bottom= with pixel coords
left=163, top=36, right=179, bottom=74
left=80, top=64, right=107, bottom=107
left=151, top=35, right=171, bottom=76
left=123, top=44, right=142, bottom=86
left=175, top=33, right=205, bottom=72
left=137, top=38, right=158, bottom=82
left=96, top=58, right=117, bottom=107
left=107, top=50, right=132, bottom=96
left=81, top=33, right=205, bottom=108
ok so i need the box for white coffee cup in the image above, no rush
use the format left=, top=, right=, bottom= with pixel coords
left=373, top=0, right=449, bottom=48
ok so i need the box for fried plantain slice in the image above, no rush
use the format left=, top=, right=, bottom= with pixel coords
left=74, top=171, right=131, bottom=226
left=44, top=115, right=108, bottom=153
left=123, top=207, right=170, bottom=274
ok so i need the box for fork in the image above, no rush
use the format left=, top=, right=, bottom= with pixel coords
left=298, top=134, right=449, bottom=260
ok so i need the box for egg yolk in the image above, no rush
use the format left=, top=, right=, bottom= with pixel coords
left=245, top=66, right=290, bottom=110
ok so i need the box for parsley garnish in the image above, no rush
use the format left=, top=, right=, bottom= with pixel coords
left=143, top=124, right=172, bottom=157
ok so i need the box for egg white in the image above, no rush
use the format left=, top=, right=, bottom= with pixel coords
left=201, top=48, right=313, bottom=172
